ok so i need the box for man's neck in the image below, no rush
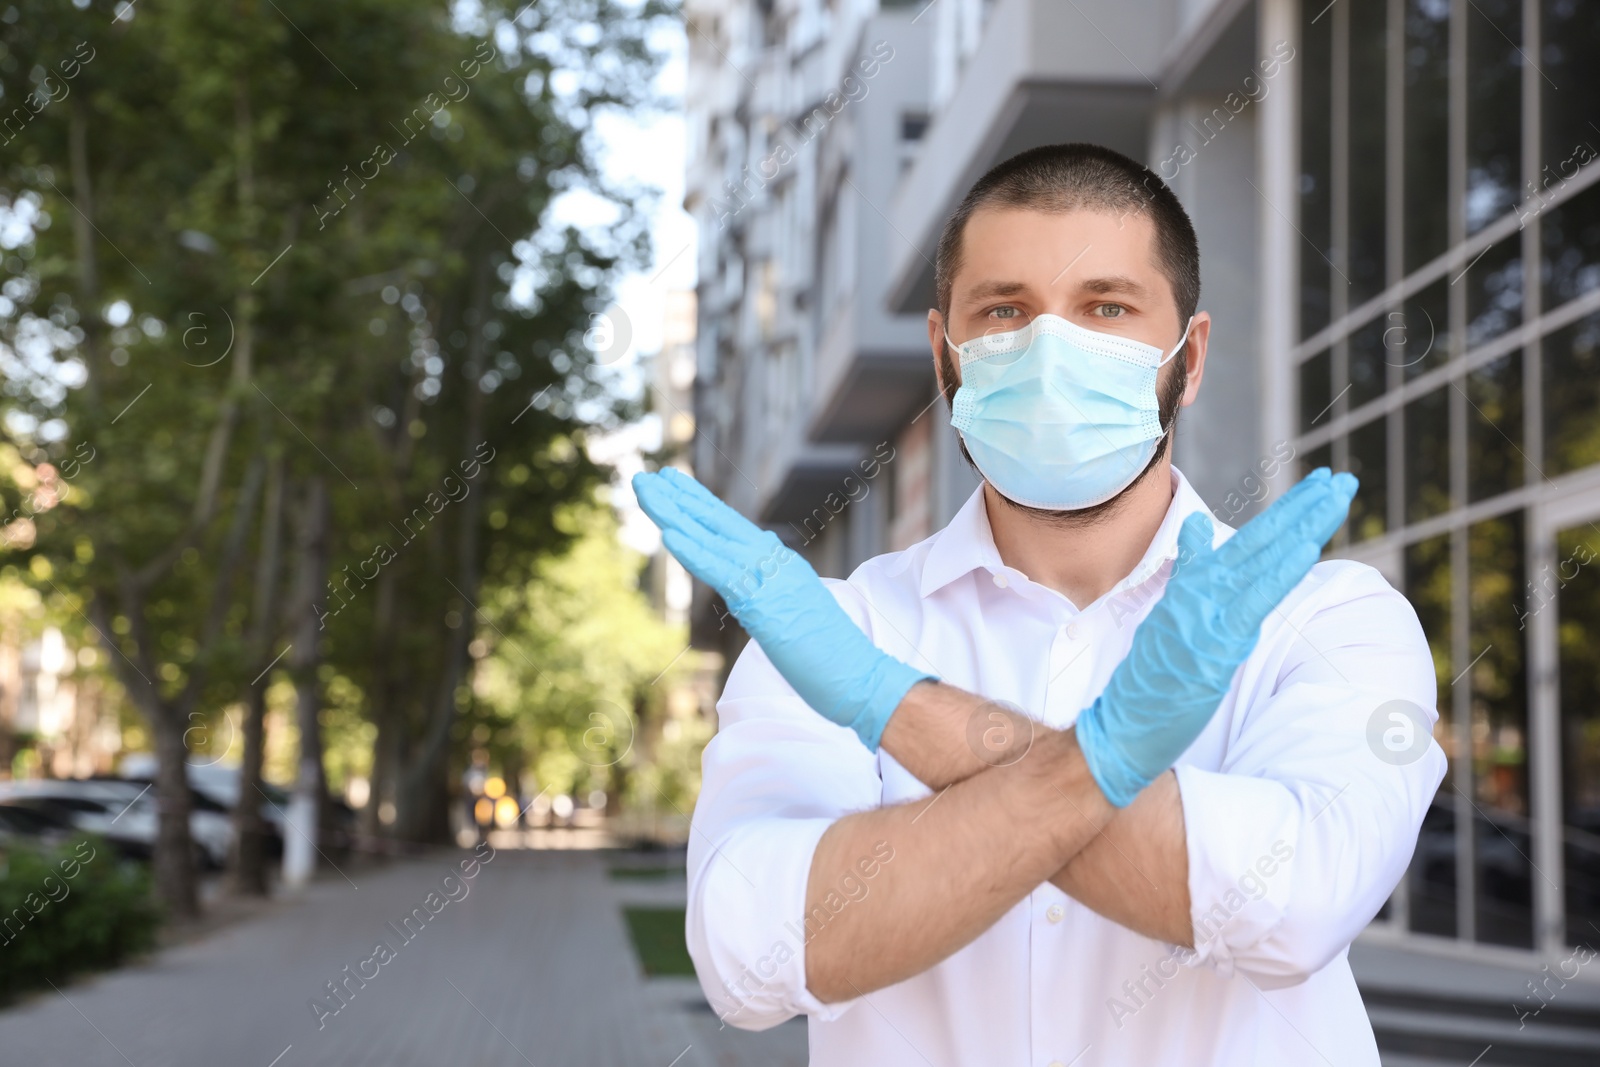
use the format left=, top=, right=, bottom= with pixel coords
left=983, top=461, right=1177, bottom=610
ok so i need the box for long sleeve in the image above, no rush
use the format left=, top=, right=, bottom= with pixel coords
left=1173, top=561, right=1448, bottom=989
left=684, top=580, right=884, bottom=1030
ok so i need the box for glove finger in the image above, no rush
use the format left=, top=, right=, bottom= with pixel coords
left=662, top=527, right=759, bottom=600
left=634, top=472, right=735, bottom=545
left=1222, top=539, right=1322, bottom=642
left=634, top=474, right=753, bottom=569
left=657, top=467, right=770, bottom=551
left=1171, top=512, right=1215, bottom=578
left=1212, top=468, right=1332, bottom=570
left=1237, top=472, right=1356, bottom=583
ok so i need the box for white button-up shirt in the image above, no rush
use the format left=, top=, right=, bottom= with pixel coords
left=686, top=468, right=1446, bottom=1066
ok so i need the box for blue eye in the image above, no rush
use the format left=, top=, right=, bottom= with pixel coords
left=1099, top=304, right=1126, bottom=318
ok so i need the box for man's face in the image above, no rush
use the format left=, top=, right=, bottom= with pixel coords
left=928, top=205, right=1208, bottom=409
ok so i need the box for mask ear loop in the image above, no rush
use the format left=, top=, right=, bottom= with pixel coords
left=1157, top=315, right=1196, bottom=368
left=1153, top=315, right=1197, bottom=438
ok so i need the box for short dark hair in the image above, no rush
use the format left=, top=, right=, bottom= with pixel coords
left=934, top=141, right=1200, bottom=339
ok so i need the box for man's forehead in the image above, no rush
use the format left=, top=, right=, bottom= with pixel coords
left=953, top=204, right=1163, bottom=302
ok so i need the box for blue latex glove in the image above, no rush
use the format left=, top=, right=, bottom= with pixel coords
left=632, top=467, right=936, bottom=750
left=1075, top=468, right=1359, bottom=807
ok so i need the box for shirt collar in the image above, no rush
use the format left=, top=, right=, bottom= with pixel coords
left=917, top=466, right=1222, bottom=601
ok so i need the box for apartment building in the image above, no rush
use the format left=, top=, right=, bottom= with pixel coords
left=682, top=0, right=1600, bottom=987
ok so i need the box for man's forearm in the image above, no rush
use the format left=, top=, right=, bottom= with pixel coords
left=1047, top=771, right=1190, bottom=945
left=803, top=684, right=1114, bottom=1002
left=871, top=680, right=1192, bottom=945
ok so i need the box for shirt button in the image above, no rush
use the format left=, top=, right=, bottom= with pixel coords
left=992, top=572, right=1008, bottom=588
left=1046, top=904, right=1064, bottom=923
left=1065, top=622, right=1080, bottom=640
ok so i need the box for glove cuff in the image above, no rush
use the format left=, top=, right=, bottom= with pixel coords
left=848, top=656, right=937, bottom=752
left=1074, top=696, right=1145, bottom=808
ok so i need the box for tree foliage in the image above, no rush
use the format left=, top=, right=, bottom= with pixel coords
left=0, top=0, right=674, bottom=914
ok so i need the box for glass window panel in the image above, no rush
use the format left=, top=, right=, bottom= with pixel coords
left=1402, top=277, right=1452, bottom=382
left=1300, top=441, right=1332, bottom=480
left=1299, top=349, right=1333, bottom=433
left=1300, top=0, right=1335, bottom=340
left=1466, top=350, right=1523, bottom=503
left=1405, top=532, right=1456, bottom=937
left=1465, top=0, right=1522, bottom=235
left=1468, top=512, right=1531, bottom=948
left=1541, top=0, right=1600, bottom=178
left=1405, top=385, right=1450, bottom=522
left=1556, top=523, right=1600, bottom=947
left=1347, top=417, right=1388, bottom=542
left=1465, top=238, right=1523, bottom=348
left=1348, top=313, right=1390, bottom=411
left=1540, top=176, right=1600, bottom=312
left=1405, top=0, right=1451, bottom=273
left=1542, top=311, right=1600, bottom=477
left=1349, top=0, right=1388, bottom=304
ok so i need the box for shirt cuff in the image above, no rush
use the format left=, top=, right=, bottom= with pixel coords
left=1172, top=765, right=1302, bottom=979
left=688, top=815, right=862, bottom=1027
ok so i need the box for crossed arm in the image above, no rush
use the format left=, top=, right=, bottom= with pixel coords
left=803, top=679, right=1188, bottom=1002
left=633, top=465, right=1358, bottom=1008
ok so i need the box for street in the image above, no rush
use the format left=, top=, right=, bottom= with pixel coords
left=0, top=848, right=805, bottom=1067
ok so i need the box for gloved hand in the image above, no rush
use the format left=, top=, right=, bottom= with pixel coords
left=1074, top=468, right=1359, bottom=807
left=632, top=467, right=936, bottom=750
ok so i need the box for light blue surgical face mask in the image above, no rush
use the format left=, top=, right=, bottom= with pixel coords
left=943, top=313, right=1193, bottom=511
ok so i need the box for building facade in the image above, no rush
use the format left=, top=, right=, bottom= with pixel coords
left=683, top=0, right=1600, bottom=966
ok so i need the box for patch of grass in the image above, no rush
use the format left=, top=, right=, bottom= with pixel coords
left=622, top=906, right=695, bottom=977
left=608, top=865, right=686, bottom=881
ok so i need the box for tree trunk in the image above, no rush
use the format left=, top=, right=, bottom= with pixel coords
left=151, top=705, right=198, bottom=919
left=231, top=453, right=284, bottom=896
left=283, top=475, right=331, bottom=887
left=393, top=260, right=491, bottom=844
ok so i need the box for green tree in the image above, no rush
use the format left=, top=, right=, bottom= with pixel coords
left=0, top=0, right=673, bottom=914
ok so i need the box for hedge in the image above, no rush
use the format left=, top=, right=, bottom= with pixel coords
left=0, top=835, right=162, bottom=1000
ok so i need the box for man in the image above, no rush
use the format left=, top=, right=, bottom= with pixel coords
left=634, top=143, right=1445, bottom=1065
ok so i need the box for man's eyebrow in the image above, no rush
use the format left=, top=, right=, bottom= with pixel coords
left=960, top=279, right=1032, bottom=304
left=1076, top=274, right=1152, bottom=298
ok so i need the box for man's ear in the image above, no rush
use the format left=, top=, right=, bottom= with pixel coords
left=927, top=309, right=958, bottom=395
left=1179, top=310, right=1212, bottom=408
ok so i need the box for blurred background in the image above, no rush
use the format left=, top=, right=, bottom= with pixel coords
left=1, top=0, right=1599, bottom=1064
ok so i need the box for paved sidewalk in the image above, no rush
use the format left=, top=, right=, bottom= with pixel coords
left=0, top=848, right=807, bottom=1067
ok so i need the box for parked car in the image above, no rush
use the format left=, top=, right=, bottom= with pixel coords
left=0, top=800, right=77, bottom=851
left=117, top=756, right=289, bottom=858
left=0, top=778, right=232, bottom=869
